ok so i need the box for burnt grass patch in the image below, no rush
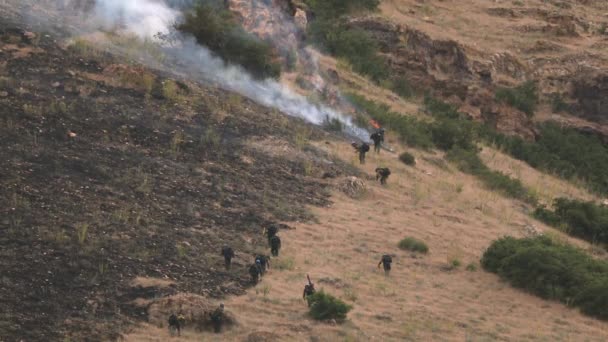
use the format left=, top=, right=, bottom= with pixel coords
left=0, top=25, right=355, bottom=341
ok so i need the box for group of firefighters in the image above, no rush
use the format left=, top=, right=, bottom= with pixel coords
left=168, top=127, right=397, bottom=336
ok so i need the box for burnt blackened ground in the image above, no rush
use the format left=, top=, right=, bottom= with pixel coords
left=0, top=25, right=357, bottom=341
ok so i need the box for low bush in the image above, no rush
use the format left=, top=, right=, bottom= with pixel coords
left=398, top=237, right=428, bottom=253
left=534, top=198, right=608, bottom=245
left=398, top=152, right=416, bottom=166
left=482, top=236, right=608, bottom=320
left=309, top=23, right=388, bottom=83
left=495, top=81, right=538, bottom=117
left=178, top=2, right=281, bottom=79
left=307, top=290, right=352, bottom=321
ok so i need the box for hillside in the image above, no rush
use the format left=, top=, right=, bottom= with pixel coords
left=2, top=0, right=608, bottom=341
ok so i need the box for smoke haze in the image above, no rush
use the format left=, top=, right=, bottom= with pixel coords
left=14, top=0, right=371, bottom=140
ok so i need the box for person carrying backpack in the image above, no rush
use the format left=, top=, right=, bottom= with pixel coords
left=378, top=254, right=393, bottom=276
left=221, top=246, right=235, bottom=270
left=270, top=235, right=281, bottom=257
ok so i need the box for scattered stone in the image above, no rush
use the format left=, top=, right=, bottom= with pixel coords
left=0, top=91, right=8, bottom=97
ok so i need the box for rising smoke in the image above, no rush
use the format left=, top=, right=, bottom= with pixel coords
left=19, top=0, right=371, bottom=140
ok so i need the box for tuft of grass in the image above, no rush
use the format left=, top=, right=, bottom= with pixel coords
left=200, top=127, right=221, bottom=148
left=466, top=262, right=478, bottom=272
left=162, top=80, right=179, bottom=102
left=398, top=237, right=429, bottom=254
left=273, top=256, right=295, bottom=271
left=77, top=223, right=89, bottom=245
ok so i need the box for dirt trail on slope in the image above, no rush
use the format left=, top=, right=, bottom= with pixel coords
left=125, top=140, right=608, bottom=341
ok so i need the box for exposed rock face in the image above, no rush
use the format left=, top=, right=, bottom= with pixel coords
left=348, top=16, right=538, bottom=139
left=571, top=72, right=608, bottom=122
left=227, top=0, right=303, bottom=56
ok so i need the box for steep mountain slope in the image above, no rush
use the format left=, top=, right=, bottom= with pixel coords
left=2, top=1, right=608, bottom=341
left=375, top=0, right=608, bottom=134
left=0, top=19, right=357, bottom=340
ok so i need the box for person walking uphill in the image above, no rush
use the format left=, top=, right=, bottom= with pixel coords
left=249, top=263, right=261, bottom=284
left=370, top=128, right=385, bottom=153
left=210, top=303, right=225, bottom=333
left=270, top=235, right=281, bottom=257
left=221, top=246, right=235, bottom=270
left=265, top=224, right=278, bottom=245
left=375, top=167, right=391, bottom=185
left=352, top=142, right=370, bottom=164
left=378, top=254, right=393, bottom=276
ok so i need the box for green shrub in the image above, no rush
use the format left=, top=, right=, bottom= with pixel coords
left=466, top=262, right=477, bottom=272
left=305, top=0, right=388, bottom=83
left=431, top=118, right=475, bottom=151
left=307, top=290, right=353, bottom=321
left=178, top=2, right=281, bottom=79
left=398, top=237, right=428, bottom=253
left=550, top=93, right=569, bottom=113
left=391, top=77, right=414, bottom=98
left=482, top=236, right=608, bottom=320
left=534, top=198, right=608, bottom=246
left=495, top=81, right=538, bottom=117
left=398, top=152, right=416, bottom=166
left=310, top=24, right=388, bottom=82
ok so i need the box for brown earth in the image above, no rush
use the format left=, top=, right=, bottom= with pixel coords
left=124, top=137, right=608, bottom=341
left=0, top=22, right=359, bottom=341
left=3, top=1, right=608, bottom=341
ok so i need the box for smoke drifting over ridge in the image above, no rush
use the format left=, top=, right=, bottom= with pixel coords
left=22, top=0, right=371, bottom=141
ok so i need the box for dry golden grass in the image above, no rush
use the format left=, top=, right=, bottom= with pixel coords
left=124, top=138, right=608, bottom=341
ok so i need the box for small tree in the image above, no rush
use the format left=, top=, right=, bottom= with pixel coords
left=307, top=290, right=352, bottom=321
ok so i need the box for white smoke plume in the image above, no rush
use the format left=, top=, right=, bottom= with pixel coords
left=14, top=0, right=371, bottom=141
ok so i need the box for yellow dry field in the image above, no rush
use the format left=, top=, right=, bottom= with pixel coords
left=124, top=137, right=608, bottom=341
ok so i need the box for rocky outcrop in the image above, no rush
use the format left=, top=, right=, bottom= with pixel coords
left=347, top=16, right=537, bottom=139
left=571, top=72, right=608, bottom=122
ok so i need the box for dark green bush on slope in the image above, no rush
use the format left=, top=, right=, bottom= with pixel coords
left=305, top=0, right=389, bottom=83
left=178, top=2, right=281, bottom=79
left=482, top=236, right=608, bottom=320
left=495, top=81, right=538, bottom=117
left=398, top=237, right=428, bottom=253
left=534, top=198, right=608, bottom=245
left=398, top=152, right=416, bottom=166
left=307, top=290, right=352, bottom=321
